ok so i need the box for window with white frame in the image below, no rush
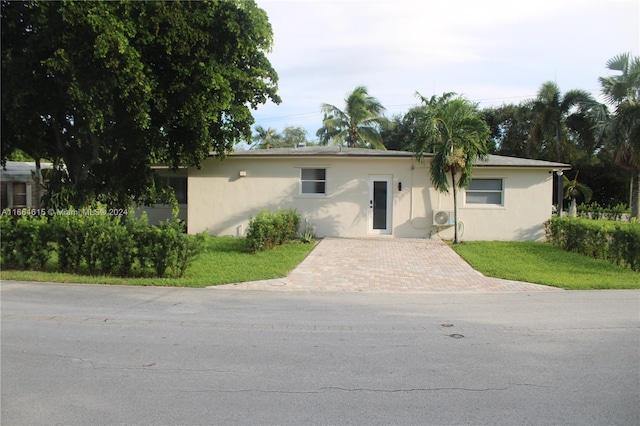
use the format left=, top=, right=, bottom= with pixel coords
left=300, top=168, right=326, bottom=195
left=466, top=178, right=503, bottom=205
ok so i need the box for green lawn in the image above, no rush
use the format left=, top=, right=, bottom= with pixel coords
left=2, top=237, right=638, bottom=290
left=451, top=241, right=639, bottom=290
left=0, top=236, right=316, bottom=288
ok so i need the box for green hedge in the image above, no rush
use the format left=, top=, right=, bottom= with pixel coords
left=545, top=217, right=639, bottom=271
left=0, top=214, right=52, bottom=270
left=246, top=208, right=301, bottom=252
left=1, top=211, right=204, bottom=278
left=577, top=202, right=630, bottom=220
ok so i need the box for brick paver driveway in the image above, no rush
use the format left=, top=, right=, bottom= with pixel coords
left=211, top=238, right=562, bottom=292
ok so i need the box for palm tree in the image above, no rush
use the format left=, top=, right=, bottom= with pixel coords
left=412, top=94, right=490, bottom=243
left=563, top=171, right=593, bottom=217
left=527, top=81, right=597, bottom=163
left=598, top=52, right=640, bottom=219
left=319, top=86, right=388, bottom=149
left=251, top=125, right=281, bottom=149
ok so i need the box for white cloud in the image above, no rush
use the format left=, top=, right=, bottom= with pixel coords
left=252, top=0, right=640, bottom=140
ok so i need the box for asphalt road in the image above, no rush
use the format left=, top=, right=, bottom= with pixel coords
left=1, top=281, right=639, bottom=426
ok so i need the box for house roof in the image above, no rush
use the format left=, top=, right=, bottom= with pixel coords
left=0, top=161, right=53, bottom=177
left=230, top=146, right=571, bottom=169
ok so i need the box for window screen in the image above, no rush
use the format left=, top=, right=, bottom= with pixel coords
left=301, top=169, right=326, bottom=194
left=466, top=179, right=503, bottom=205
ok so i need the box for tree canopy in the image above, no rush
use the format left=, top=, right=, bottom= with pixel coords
left=412, top=94, right=490, bottom=243
left=597, top=52, right=640, bottom=218
left=318, top=86, right=388, bottom=149
left=250, top=125, right=309, bottom=149
left=1, top=0, right=280, bottom=208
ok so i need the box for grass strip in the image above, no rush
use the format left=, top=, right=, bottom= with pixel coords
left=0, top=236, right=316, bottom=288
left=451, top=241, right=639, bottom=290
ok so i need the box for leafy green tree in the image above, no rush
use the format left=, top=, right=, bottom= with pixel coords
left=483, top=104, right=533, bottom=157
left=281, top=125, right=309, bottom=148
left=597, top=52, right=640, bottom=219
left=319, top=86, right=388, bottom=149
left=1, top=0, right=280, bottom=208
left=251, top=125, right=309, bottom=149
left=412, top=94, right=490, bottom=243
left=381, top=108, right=441, bottom=152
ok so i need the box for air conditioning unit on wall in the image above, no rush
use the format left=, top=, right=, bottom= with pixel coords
left=433, top=210, right=455, bottom=226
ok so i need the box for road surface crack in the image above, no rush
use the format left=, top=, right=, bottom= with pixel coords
left=185, top=383, right=552, bottom=394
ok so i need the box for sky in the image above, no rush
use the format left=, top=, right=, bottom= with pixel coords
left=249, top=0, right=639, bottom=143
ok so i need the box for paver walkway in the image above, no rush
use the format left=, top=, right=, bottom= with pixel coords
left=210, top=238, right=562, bottom=292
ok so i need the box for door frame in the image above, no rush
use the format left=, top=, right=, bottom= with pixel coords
left=368, top=175, right=392, bottom=235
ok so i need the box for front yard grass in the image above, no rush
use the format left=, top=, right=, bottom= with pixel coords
left=0, top=236, right=316, bottom=288
left=451, top=241, right=639, bottom=290
left=2, top=237, right=638, bottom=290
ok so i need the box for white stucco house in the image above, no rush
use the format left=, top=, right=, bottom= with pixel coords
left=171, top=146, right=569, bottom=241
left=0, top=161, right=52, bottom=210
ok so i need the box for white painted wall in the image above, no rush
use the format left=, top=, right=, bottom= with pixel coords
left=188, top=156, right=555, bottom=241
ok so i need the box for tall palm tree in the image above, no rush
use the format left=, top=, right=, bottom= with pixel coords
left=319, top=86, right=388, bottom=149
left=413, top=94, right=490, bottom=243
left=527, top=81, right=597, bottom=163
left=598, top=52, right=640, bottom=219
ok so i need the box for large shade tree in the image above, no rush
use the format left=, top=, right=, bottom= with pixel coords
left=412, top=94, right=490, bottom=243
left=483, top=104, right=533, bottom=157
left=318, top=86, right=388, bottom=149
left=597, top=52, right=640, bottom=219
left=1, top=0, right=280, bottom=208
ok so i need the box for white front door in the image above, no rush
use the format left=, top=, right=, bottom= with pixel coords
left=368, top=176, right=392, bottom=235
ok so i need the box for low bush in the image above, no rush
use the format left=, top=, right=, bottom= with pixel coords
left=246, top=208, right=301, bottom=252
left=545, top=217, right=639, bottom=271
left=136, top=218, right=205, bottom=278
left=50, top=213, right=86, bottom=273
left=610, top=222, right=640, bottom=271
left=0, top=210, right=205, bottom=278
left=0, top=214, right=53, bottom=270
left=577, top=202, right=630, bottom=220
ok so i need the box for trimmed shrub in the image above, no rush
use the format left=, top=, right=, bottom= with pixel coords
left=577, top=202, right=630, bottom=220
left=610, top=221, right=640, bottom=271
left=134, top=218, right=204, bottom=278
left=50, top=213, right=86, bottom=273
left=247, top=208, right=301, bottom=252
left=0, top=214, right=53, bottom=270
left=546, top=217, right=639, bottom=271
left=0, top=210, right=204, bottom=278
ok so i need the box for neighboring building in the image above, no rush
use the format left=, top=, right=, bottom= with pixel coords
left=186, top=147, right=570, bottom=241
left=0, top=162, right=51, bottom=210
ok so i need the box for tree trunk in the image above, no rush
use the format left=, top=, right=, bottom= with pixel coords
left=452, top=169, right=459, bottom=244
left=568, top=198, right=577, bottom=217
left=631, top=170, right=640, bottom=220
